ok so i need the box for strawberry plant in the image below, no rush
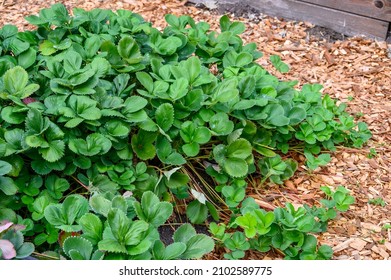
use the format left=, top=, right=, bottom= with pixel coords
left=0, top=4, right=371, bottom=260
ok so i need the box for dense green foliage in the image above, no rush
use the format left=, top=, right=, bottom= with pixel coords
left=0, top=4, right=370, bottom=260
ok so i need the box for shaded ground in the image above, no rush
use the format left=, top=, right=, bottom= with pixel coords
left=1, top=0, right=390, bottom=260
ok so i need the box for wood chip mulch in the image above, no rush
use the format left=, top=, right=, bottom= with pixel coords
left=1, top=0, right=390, bottom=260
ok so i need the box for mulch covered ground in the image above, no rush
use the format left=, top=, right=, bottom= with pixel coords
left=1, top=0, right=390, bottom=260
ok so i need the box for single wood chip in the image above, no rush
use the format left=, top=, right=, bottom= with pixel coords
left=361, top=222, right=382, bottom=233
left=333, top=239, right=354, bottom=252
left=250, top=197, right=276, bottom=210
left=349, top=238, right=367, bottom=251
left=379, top=248, right=389, bottom=259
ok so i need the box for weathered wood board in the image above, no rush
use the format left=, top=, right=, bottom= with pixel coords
left=190, top=0, right=391, bottom=40
left=300, top=0, right=391, bottom=21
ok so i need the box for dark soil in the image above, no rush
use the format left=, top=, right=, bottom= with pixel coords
left=158, top=224, right=210, bottom=245
left=158, top=222, right=210, bottom=245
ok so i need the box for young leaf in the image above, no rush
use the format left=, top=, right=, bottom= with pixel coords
left=133, top=191, right=173, bottom=227
left=117, top=35, right=143, bottom=64
left=186, top=200, right=208, bottom=224
left=131, top=130, right=157, bottom=160
left=270, top=55, right=289, bottom=73
left=79, top=213, right=103, bottom=245
left=235, top=212, right=257, bottom=238
left=63, top=236, right=93, bottom=260
left=155, top=103, right=174, bottom=132
left=3, top=66, right=28, bottom=94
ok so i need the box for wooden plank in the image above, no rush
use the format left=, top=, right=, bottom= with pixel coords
left=248, top=0, right=390, bottom=39
left=298, top=0, right=391, bottom=21
left=190, top=0, right=390, bottom=40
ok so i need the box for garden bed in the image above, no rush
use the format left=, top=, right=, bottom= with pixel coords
left=0, top=0, right=390, bottom=260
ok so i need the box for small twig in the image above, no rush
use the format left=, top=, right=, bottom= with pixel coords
left=32, top=252, right=60, bottom=260
left=71, top=176, right=89, bottom=190
left=276, top=46, right=307, bottom=52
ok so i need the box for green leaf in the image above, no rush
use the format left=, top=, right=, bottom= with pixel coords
left=117, top=35, right=143, bottom=64
left=264, top=104, right=290, bottom=127
left=69, top=133, right=111, bottom=156
left=181, top=234, right=214, bottom=259
left=155, top=103, right=174, bottom=132
left=173, top=224, right=196, bottom=244
left=79, top=213, right=103, bottom=245
left=107, top=208, right=131, bottom=244
left=64, top=118, right=83, bottom=128
left=186, top=56, right=201, bottom=83
left=270, top=55, right=289, bottom=73
left=131, top=130, right=156, bottom=160
left=45, top=174, right=70, bottom=199
left=209, top=113, right=234, bottom=136
left=98, top=237, right=127, bottom=254
left=182, top=142, right=199, bottom=157
left=235, top=213, right=257, bottom=238
left=136, top=72, right=153, bottom=93
left=317, top=245, right=333, bottom=259
left=15, top=242, right=34, bottom=259
left=63, top=236, right=93, bottom=260
left=123, top=96, right=148, bottom=114
left=26, top=108, right=49, bottom=135
left=164, top=171, right=189, bottom=189
left=91, top=57, right=111, bottom=78
left=68, top=95, right=101, bottom=120
left=0, top=160, right=12, bottom=176
left=112, top=196, right=128, bottom=214
left=124, top=220, right=149, bottom=246
left=211, top=78, right=239, bottom=103
left=32, top=195, right=51, bottom=221
left=84, top=35, right=101, bottom=59
left=0, top=24, right=18, bottom=38
left=156, top=241, right=186, bottom=260
left=0, top=176, right=18, bottom=195
left=1, top=107, right=26, bottom=125
left=44, top=204, right=66, bottom=226
left=193, top=127, right=211, bottom=144
left=134, top=191, right=173, bottom=227
left=31, top=160, right=52, bottom=175
left=63, top=51, right=82, bottom=74
left=18, top=48, right=37, bottom=69
left=226, top=138, right=252, bottom=159
left=288, top=107, right=306, bottom=125
left=169, top=77, right=188, bottom=100
left=186, top=200, right=208, bottom=224
left=3, top=66, right=28, bottom=94
left=126, top=238, right=152, bottom=256
left=23, top=175, right=43, bottom=196
left=89, top=195, right=112, bottom=217
left=69, top=69, right=95, bottom=86
left=105, top=120, right=130, bottom=137
left=40, top=140, right=65, bottom=162
left=223, top=158, right=248, bottom=178
left=39, top=40, right=56, bottom=55
left=62, top=194, right=89, bottom=225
